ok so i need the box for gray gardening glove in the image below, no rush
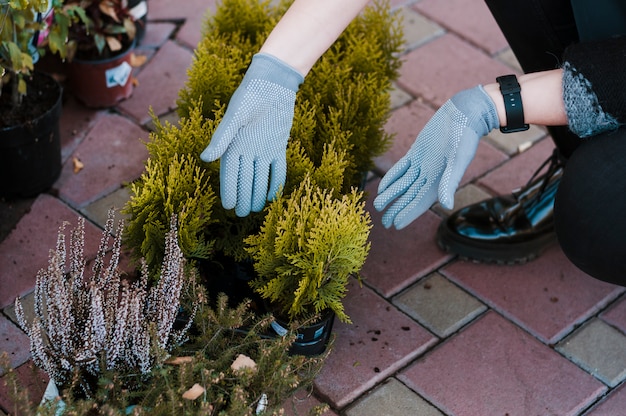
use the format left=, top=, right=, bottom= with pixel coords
left=200, top=53, right=304, bottom=217
left=374, top=85, right=500, bottom=229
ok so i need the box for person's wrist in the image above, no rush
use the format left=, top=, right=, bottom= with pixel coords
left=483, top=82, right=507, bottom=128
left=249, top=53, right=304, bottom=91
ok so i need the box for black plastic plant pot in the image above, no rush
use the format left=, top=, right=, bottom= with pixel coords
left=270, top=309, right=336, bottom=356
left=0, top=73, right=63, bottom=198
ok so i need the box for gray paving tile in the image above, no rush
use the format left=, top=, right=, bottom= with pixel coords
left=485, top=124, right=548, bottom=156
left=432, top=183, right=492, bottom=218
left=557, top=319, right=626, bottom=387
left=345, top=378, right=443, bottom=416
left=393, top=273, right=486, bottom=338
left=81, top=187, right=132, bottom=229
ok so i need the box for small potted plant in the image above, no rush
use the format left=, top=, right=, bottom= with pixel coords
left=61, top=0, right=138, bottom=107
left=245, top=175, right=372, bottom=355
left=4, top=214, right=328, bottom=414
left=0, top=0, right=70, bottom=197
left=14, top=211, right=200, bottom=407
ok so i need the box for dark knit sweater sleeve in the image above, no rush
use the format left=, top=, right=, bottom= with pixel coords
left=562, top=35, right=626, bottom=137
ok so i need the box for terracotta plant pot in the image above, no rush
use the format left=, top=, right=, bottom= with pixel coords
left=66, top=43, right=135, bottom=108
left=0, top=72, right=62, bottom=197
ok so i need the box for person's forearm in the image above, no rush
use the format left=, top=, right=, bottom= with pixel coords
left=483, top=69, right=568, bottom=128
left=259, top=0, right=371, bottom=76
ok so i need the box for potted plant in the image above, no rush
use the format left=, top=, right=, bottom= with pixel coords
left=61, top=0, right=137, bottom=107
left=13, top=211, right=200, bottom=404
left=245, top=175, right=372, bottom=355
left=0, top=0, right=70, bottom=197
left=122, top=0, right=402, bottom=353
left=5, top=212, right=328, bottom=414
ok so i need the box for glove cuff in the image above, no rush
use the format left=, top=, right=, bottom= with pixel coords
left=247, top=53, right=305, bottom=91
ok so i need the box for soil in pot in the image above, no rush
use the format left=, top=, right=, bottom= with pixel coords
left=0, top=72, right=63, bottom=197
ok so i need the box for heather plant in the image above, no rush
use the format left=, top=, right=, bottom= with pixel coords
left=14, top=211, right=200, bottom=398
left=3, top=295, right=329, bottom=415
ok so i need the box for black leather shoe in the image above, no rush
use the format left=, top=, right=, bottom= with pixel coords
left=436, top=150, right=564, bottom=264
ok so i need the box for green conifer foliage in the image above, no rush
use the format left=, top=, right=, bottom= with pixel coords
left=124, top=0, right=403, bottom=278
left=246, top=176, right=372, bottom=323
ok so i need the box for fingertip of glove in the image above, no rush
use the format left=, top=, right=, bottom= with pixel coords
left=372, top=196, right=386, bottom=212
left=200, top=149, right=218, bottom=162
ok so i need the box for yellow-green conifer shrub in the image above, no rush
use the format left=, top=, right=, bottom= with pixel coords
left=245, top=176, right=372, bottom=324
left=124, top=0, right=402, bottom=275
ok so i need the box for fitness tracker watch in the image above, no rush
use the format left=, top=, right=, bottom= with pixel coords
left=496, top=74, right=529, bottom=133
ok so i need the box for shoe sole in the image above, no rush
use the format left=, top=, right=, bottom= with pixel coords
left=436, top=222, right=558, bottom=265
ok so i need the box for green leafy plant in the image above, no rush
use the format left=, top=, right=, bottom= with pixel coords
left=62, top=0, right=136, bottom=60
left=0, top=0, right=70, bottom=108
left=246, top=175, right=372, bottom=324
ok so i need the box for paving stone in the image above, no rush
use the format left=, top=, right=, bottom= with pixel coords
left=145, top=110, right=180, bottom=131
left=431, top=183, right=492, bottom=218
left=138, top=22, right=177, bottom=49
left=282, top=389, right=337, bottom=416
left=345, top=378, right=443, bottom=416
left=557, top=319, right=626, bottom=388
left=477, top=136, right=556, bottom=195
left=0, top=195, right=103, bottom=309
left=599, top=294, right=626, bottom=334
left=0, top=361, right=49, bottom=413
left=117, top=41, right=194, bottom=124
left=584, top=383, right=626, bottom=415
left=413, top=0, right=509, bottom=55
left=361, top=180, right=454, bottom=298
left=59, top=95, right=104, bottom=163
left=442, top=245, right=625, bottom=344
left=399, top=311, right=606, bottom=416
left=396, top=6, right=444, bottom=52
left=485, top=123, right=548, bottom=156
left=397, top=33, right=515, bottom=108
left=55, top=114, right=148, bottom=208
left=81, top=187, right=132, bottom=229
left=393, top=273, right=486, bottom=338
left=495, top=47, right=522, bottom=72
left=0, top=316, right=30, bottom=374
left=314, top=280, right=437, bottom=409
left=147, top=0, right=217, bottom=21
left=389, top=83, right=413, bottom=110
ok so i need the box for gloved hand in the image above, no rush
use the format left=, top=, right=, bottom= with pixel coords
left=373, top=85, right=500, bottom=229
left=200, top=53, right=304, bottom=217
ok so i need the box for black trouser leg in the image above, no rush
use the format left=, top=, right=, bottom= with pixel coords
left=484, top=0, right=581, bottom=158
left=554, top=128, right=626, bottom=285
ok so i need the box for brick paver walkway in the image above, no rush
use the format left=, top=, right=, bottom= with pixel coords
left=2, top=0, right=626, bottom=415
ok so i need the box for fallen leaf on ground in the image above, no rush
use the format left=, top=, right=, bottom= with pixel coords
left=130, top=53, right=147, bottom=67
left=182, top=383, right=205, bottom=400
left=72, top=157, right=84, bottom=173
left=231, top=354, right=257, bottom=372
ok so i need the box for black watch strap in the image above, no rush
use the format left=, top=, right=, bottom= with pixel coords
left=496, top=74, right=529, bottom=133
